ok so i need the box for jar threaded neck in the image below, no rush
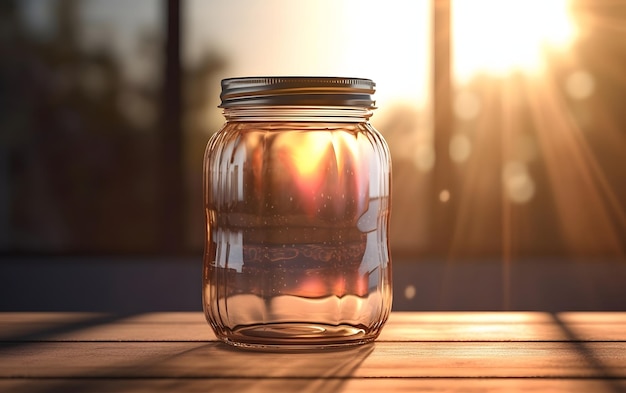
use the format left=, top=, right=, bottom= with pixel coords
left=223, top=105, right=372, bottom=122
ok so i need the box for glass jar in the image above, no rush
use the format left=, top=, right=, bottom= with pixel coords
left=203, top=77, right=392, bottom=349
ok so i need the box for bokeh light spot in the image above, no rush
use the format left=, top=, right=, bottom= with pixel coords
left=454, top=91, right=481, bottom=120
left=565, top=70, right=595, bottom=100
left=502, top=161, right=536, bottom=204
left=449, top=133, right=472, bottom=163
left=413, top=144, right=436, bottom=173
left=404, top=285, right=416, bottom=300
left=439, top=189, right=451, bottom=203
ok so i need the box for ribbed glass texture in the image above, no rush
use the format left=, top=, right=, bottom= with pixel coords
left=203, top=89, right=391, bottom=350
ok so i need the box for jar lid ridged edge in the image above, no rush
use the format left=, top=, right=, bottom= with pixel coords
left=220, top=76, right=376, bottom=108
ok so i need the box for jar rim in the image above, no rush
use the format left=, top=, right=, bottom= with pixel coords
left=219, top=76, right=376, bottom=109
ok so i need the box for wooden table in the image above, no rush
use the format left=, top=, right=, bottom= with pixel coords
left=1, top=312, right=625, bottom=392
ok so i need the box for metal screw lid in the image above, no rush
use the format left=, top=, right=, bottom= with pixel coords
left=219, top=76, right=376, bottom=108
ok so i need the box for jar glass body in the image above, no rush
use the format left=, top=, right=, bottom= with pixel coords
left=203, top=105, right=391, bottom=349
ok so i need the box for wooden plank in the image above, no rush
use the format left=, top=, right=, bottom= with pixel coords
left=0, top=312, right=108, bottom=324
left=0, top=312, right=204, bottom=324
left=0, top=311, right=566, bottom=325
left=1, top=378, right=626, bottom=393
left=1, top=313, right=624, bottom=392
left=2, top=312, right=625, bottom=342
left=0, top=322, right=216, bottom=342
left=388, top=312, right=557, bottom=323
left=383, top=312, right=626, bottom=341
left=389, top=311, right=626, bottom=324
left=379, top=322, right=626, bottom=342
left=558, top=312, right=626, bottom=324
left=0, top=313, right=215, bottom=342
left=1, top=342, right=624, bottom=379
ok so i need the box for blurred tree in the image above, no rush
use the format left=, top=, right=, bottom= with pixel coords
left=1, top=0, right=160, bottom=252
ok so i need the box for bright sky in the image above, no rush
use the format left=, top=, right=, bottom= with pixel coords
left=186, top=0, right=431, bottom=110
left=20, top=0, right=576, bottom=108
left=452, top=0, right=577, bottom=82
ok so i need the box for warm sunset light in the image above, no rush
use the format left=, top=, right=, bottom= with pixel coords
left=274, top=130, right=369, bottom=217
left=447, top=0, right=626, bottom=260
left=453, top=0, right=577, bottom=81
left=278, top=132, right=330, bottom=181
left=187, top=0, right=430, bottom=112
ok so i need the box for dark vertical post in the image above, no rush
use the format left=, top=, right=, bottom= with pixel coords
left=159, top=0, right=183, bottom=252
left=432, top=0, right=455, bottom=255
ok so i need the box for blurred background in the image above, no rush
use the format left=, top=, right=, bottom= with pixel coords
left=0, top=0, right=624, bottom=311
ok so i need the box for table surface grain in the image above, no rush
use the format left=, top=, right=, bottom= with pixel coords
left=1, top=312, right=625, bottom=392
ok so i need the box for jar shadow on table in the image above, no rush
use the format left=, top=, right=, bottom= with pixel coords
left=3, top=342, right=375, bottom=393
left=181, top=342, right=376, bottom=393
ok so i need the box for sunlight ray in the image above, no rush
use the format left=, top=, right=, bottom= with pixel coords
left=450, top=0, right=626, bottom=262
left=526, top=76, right=624, bottom=256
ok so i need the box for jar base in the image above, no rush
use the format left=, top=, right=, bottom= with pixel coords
left=217, top=322, right=378, bottom=351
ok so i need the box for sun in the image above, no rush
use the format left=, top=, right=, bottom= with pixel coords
left=452, top=0, right=578, bottom=82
